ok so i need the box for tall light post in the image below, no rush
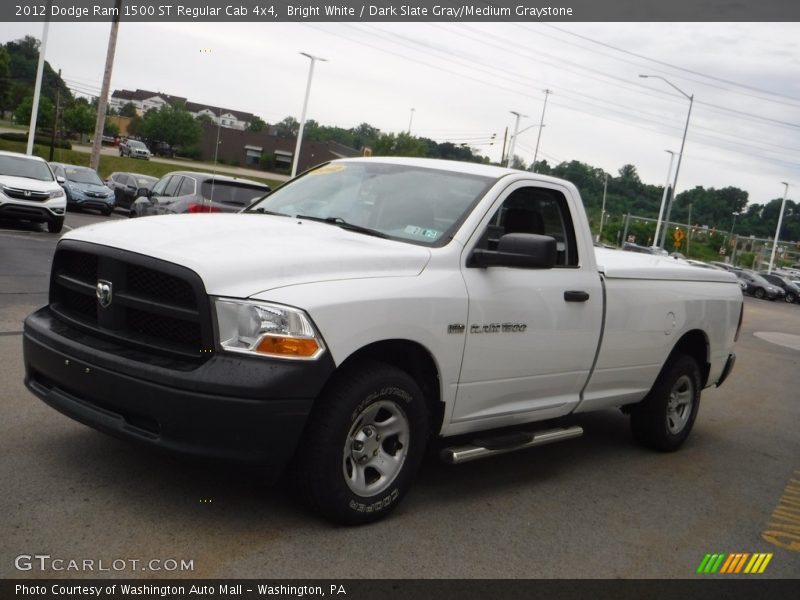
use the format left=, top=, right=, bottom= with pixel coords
left=532, top=89, right=551, bottom=172
left=640, top=75, right=694, bottom=249
left=505, top=110, right=526, bottom=168
left=291, top=52, right=327, bottom=178
left=653, top=150, right=676, bottom=249
left=597, top=173, right=608, bottom=242
left=768, top=182, right=790, bottom=273
left=729, top=211, right=740, bottom=265
left=407, top=108, right=415, bottom=134
left=26, top=2, right=51, bottom=155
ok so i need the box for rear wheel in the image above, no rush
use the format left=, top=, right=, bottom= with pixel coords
left=785, top=292, right=796, bottom=303
left=293, top=361, right=429, bottom=525
left=630, top=354, right=701, bottom=452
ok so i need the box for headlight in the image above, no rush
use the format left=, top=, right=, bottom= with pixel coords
left=213, top=298, right=325, bottom=360
left=49, top=188, right=65, bottom=198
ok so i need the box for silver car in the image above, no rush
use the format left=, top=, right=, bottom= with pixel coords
left=130, top=171, right=270, bottom=217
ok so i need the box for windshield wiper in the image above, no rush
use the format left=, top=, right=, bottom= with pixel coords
left=247, top=207, right=290, bottom=216
left=295, top=215, right=388, bottom=238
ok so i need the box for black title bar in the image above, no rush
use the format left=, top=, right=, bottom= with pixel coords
left=2, top=0, right=799, bottom=22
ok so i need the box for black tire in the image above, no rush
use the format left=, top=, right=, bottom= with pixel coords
left=293, top=360, right=429, bottom=525
left=47, top=218, right=64, bottom=234
left=785, top=293, right=795, bottom=304
left=630, top=354, right=701, bottom=452
left=754, top=288, right=765, bottom=299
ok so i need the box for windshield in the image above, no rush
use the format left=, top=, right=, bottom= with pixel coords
left=65, top=167, right=103, bottom=186
left=0, top=155, right=54, bottom=181
left=247, top=162, right=495, bottom=247
left=129, top=140, right=147, bottom=149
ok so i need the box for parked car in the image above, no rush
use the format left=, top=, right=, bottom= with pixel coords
left=709, top=261, right=742, bottom=272
left=758, top=272, right=800, bottom=303
left=0, top=150, right=66, bottom=233
left=49, top=162, right=115, bottom=216
left=622, top=242, right=656, bottom=254
left=735, top=270, right=785, bottom=300
left=119, top=139, right=152, bottom=160
left=130, top=171, right=270, bottom=218
left=105, top=172, right=158, bottom=211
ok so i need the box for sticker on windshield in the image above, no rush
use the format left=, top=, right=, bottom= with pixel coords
left=309, top=164, right=347, bottom=176
left=403, top=225, right=440, bottom=239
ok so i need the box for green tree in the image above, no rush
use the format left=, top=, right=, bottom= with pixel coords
left=118, top=102, right=138, bottom=117
left=195, top=113, right=214, bottom=127
left=62, top=100, right=95, bottom=136
left=247, top=115, right=266, bottom=132
left=373, top=132, right=427, bottom=157
left=274, top=116, right=299, bottom=138
left=104, top=119, right=119, bottom=137
left=14, top=94, right=53, bottom=129
left=140, top=102, right=200, bottom=147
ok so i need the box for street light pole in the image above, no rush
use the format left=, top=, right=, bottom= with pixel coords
left=653, top=150, right=676, bottom=250
left=26, top=2, right=51, bottom=155
left=597, top=173, right=608, bottom=242
left=506, top=110, right=526, bottom=168
left=407, top=108, right=415, bottom=134
left=531, top=89, right=551, bottom=172
left=729, top=211, right=739, bottom=265
left=768, top=182, right=790, bottom=274
left=291, top=52, right=327, bottom=178
left=640, top=75, right=694, bottom=249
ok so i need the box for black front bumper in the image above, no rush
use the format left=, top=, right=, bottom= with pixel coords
left=23, top=307, right=335, bottom=473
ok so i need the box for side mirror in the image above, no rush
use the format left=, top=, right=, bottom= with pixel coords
left=56, top=175, right=65, bottom=185
left=136, top=187, right=151, bottom=198
left=468, top=233, right=557, bottom=269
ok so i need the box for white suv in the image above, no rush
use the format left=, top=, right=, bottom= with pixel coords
left=0, top=150, right=67, bottom=233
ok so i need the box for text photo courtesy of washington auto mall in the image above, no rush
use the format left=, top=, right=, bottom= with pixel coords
left=0, top=1, right=799, bottom=598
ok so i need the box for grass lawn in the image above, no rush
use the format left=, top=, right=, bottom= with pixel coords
left=0, top=138, right=283, bottom=188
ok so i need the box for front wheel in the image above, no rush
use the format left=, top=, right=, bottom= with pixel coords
left=754, top=288, right=766, bottom=299
left=47, top=218, right=64, bottom=234
left=293, top=361, right=429, bottom=525
left=785, top=293, right=796, bottom=303
left=630, top=355, right=701, bottom=452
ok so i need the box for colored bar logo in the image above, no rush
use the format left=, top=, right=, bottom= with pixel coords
left=696, top=552, right=773, bottom=574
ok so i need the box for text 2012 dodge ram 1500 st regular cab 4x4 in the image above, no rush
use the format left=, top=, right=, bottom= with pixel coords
left=23, top=158, right=742, bottom=524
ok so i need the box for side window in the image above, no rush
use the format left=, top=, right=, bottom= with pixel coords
left=477, top=186, right=579, bottom=267
left=51, top=165, right=64, bottom=178
left=163, top=176, right=182, bottom=197
left=150, top=175, right=170, bottom=196
left=177, top=177, right=196, bottom=197
left=125, top=175, right=136, bottom=188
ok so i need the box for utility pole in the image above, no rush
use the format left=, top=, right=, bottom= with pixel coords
left=89, top=0, right=122, bottom=171
left=48, top=69, right=61, bottom=162
left=654, top=150, right=676, bottom=249
left=500, top=126, right=508, bottom=167
left=407, top=108, right=415, bottom=134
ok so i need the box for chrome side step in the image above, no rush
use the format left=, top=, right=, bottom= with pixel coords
left=440, top=426, right=584, bottom=465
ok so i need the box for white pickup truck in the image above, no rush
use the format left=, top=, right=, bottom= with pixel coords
left=23, top=158, right=742, bottom=524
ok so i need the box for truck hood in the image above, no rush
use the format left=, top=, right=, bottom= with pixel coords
left=595, top=247, right=738, bottom=283
left=63, top=213, right=432, bottom=297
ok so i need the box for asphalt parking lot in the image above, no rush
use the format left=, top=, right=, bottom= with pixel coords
left=1, top=212, right=798, bottom=579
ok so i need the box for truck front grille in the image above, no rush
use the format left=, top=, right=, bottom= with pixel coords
left=49, top=241, right=213, bottom=362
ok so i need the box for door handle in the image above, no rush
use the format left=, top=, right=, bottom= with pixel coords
left=564, top=290, right=590, bottom=302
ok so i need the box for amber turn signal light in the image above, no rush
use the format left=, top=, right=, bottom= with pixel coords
left=255, top=336, right=320, bottom=357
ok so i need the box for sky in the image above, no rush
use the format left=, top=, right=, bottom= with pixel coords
left=2, top=20, right=799, bottom=212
